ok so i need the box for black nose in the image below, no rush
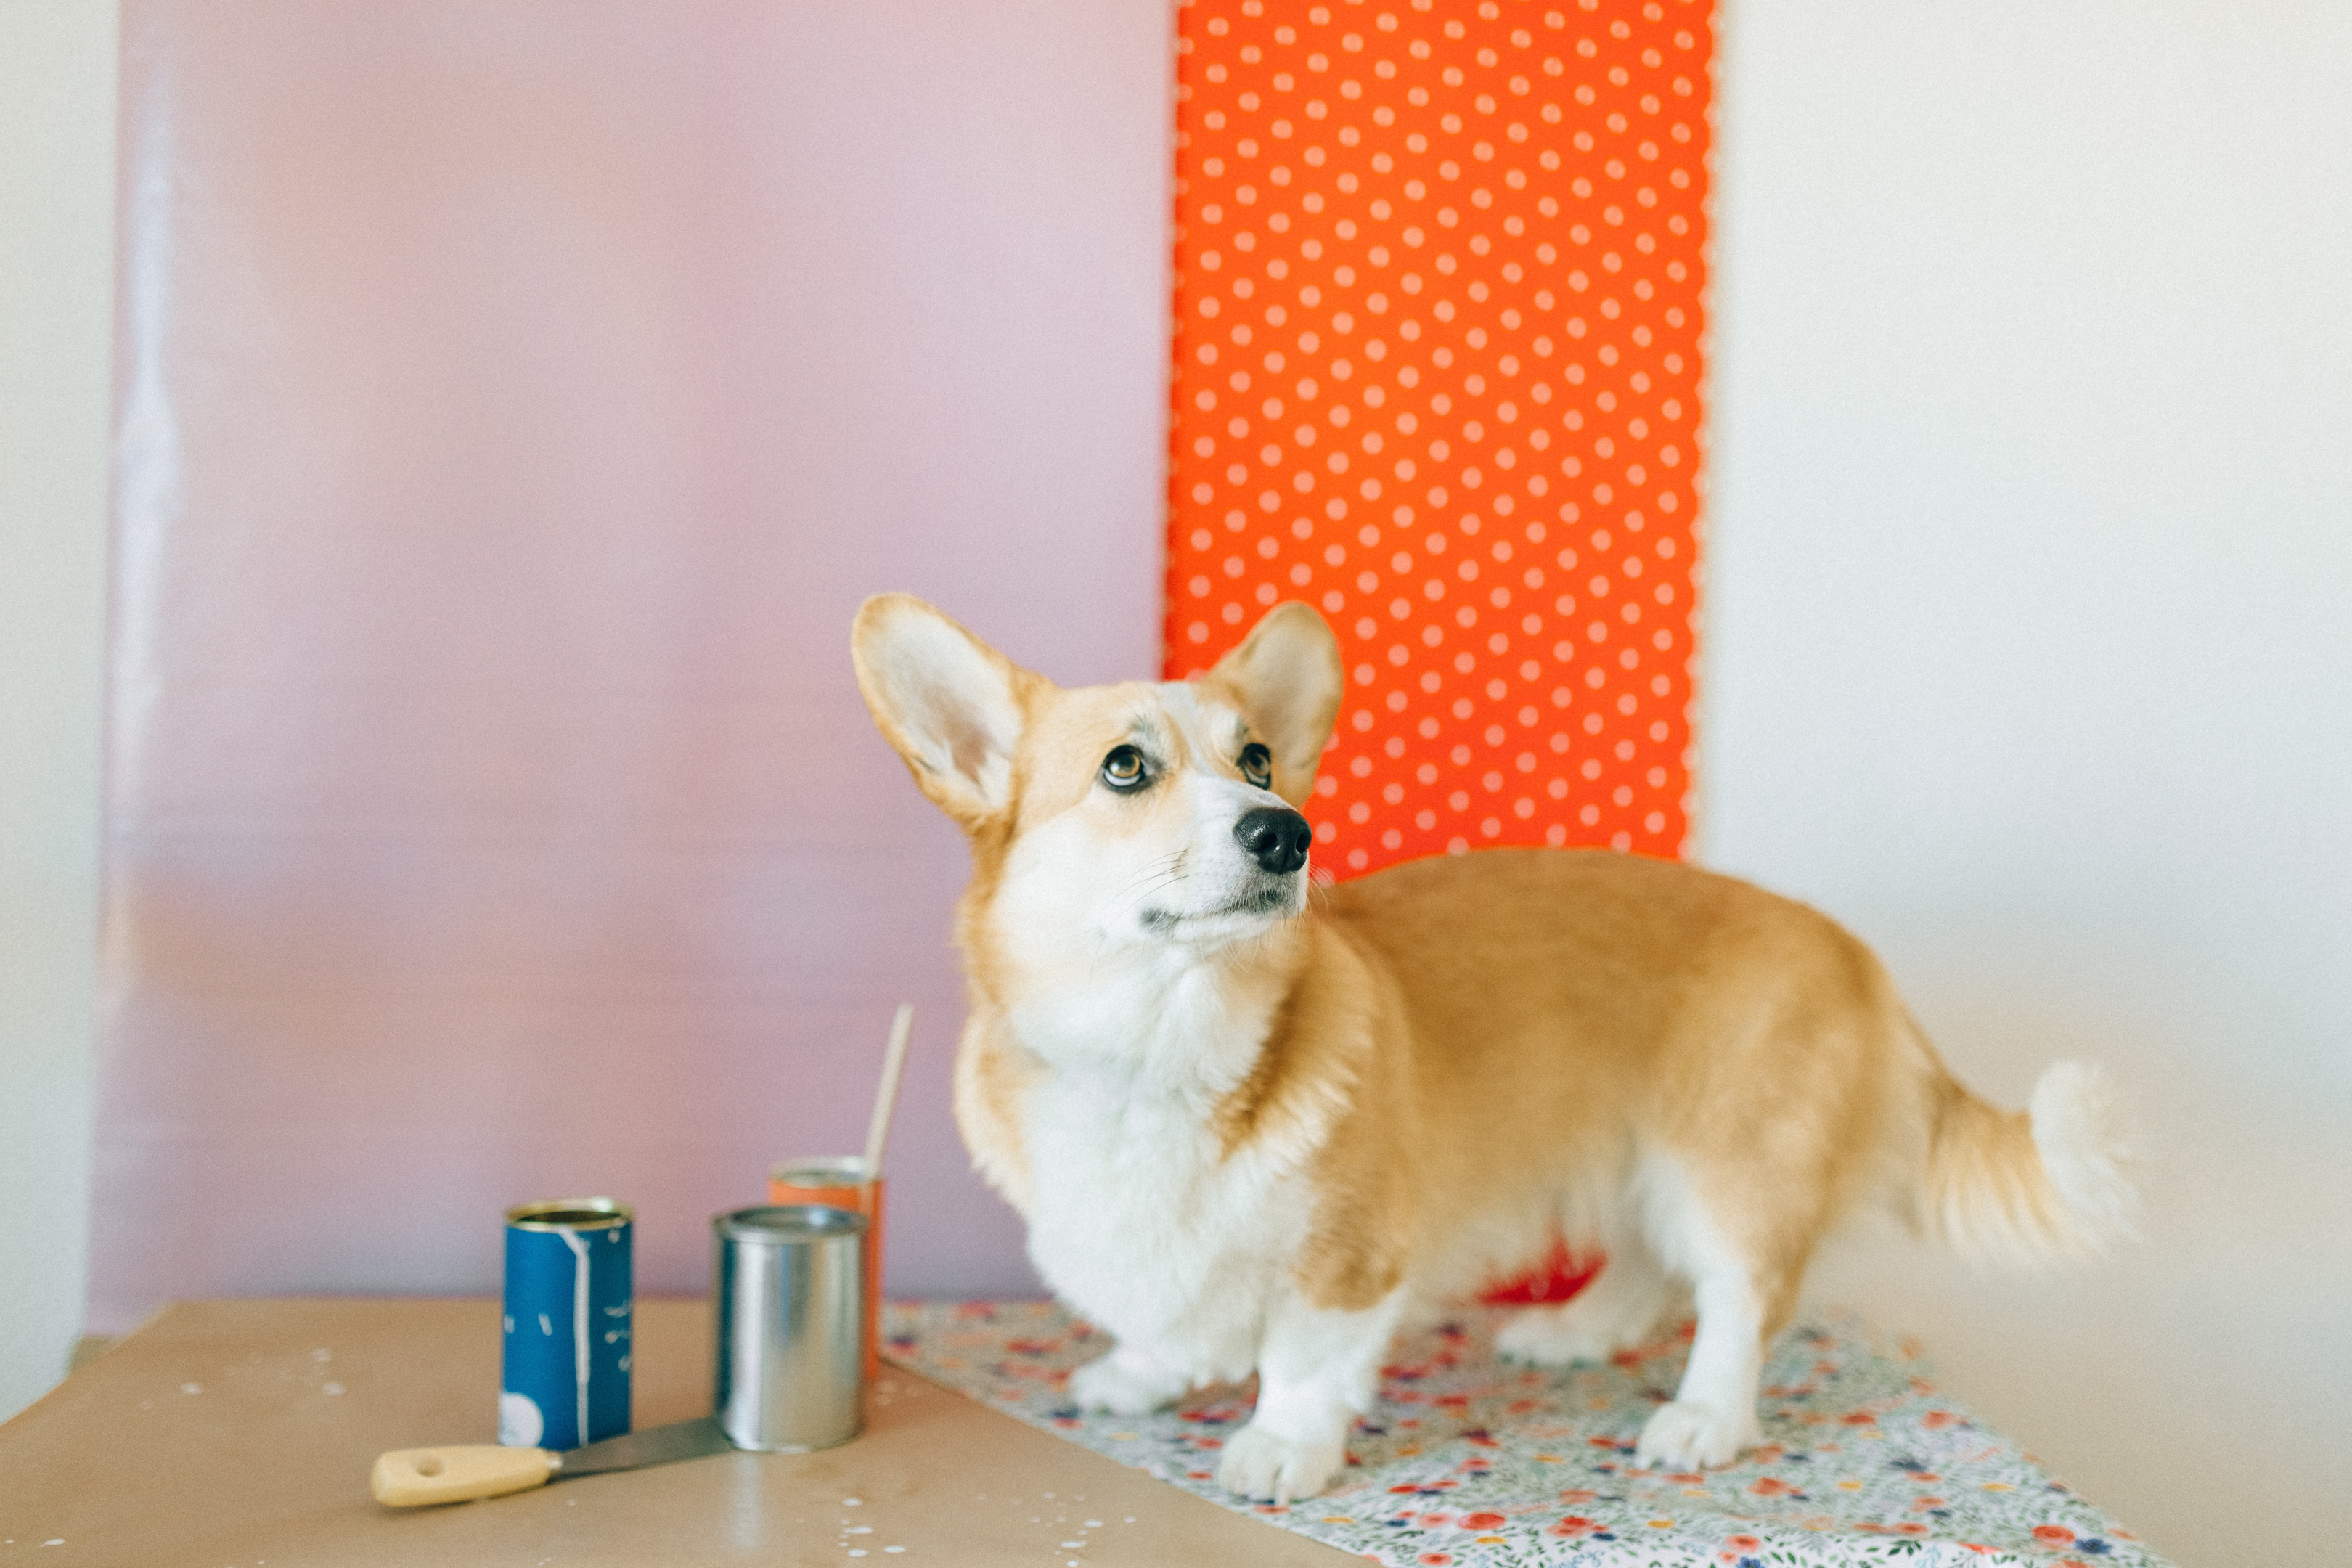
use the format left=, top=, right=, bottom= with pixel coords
left=1234, top=807, right=1312, bottom=875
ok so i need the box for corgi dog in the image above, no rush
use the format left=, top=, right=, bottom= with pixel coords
left=852, top=592, right=2134, bottom=1506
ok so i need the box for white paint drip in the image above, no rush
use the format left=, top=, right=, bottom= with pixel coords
left=109, top=63, right=184, bottom=787
left=561, top=1228, right=590, bottom=1443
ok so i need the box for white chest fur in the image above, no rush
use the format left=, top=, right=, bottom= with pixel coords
left=1022, top=1068, right=1310, bottom=1385
left=1006, top=957, right=1318, bottom=1387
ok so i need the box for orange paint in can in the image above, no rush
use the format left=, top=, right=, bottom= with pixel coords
left=768, top=1156, right=883, bottom=1379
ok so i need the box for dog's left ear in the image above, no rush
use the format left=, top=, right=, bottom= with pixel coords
left=1206, top=602, right=1343, bottom=808
left=853, top=594, right=1045, bottom=830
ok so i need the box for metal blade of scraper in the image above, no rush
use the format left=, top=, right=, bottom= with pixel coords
left=372, top=1416, right=736, bottom=1506
left=555, top=1415, right=735, bottom=1477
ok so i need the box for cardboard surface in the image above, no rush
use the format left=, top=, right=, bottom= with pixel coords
left=0, top=1299, right=1350, bottom=1566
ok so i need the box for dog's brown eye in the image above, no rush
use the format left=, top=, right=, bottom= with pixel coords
left=1101, top=745, right=1148, bottom=792
left=1239, top=743, right=1273, bottom=789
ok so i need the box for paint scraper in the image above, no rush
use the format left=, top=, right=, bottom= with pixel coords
left=372, top=1416, right=736, bottom=1506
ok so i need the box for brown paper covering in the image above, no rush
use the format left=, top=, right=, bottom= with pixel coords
left=0, top=1299, right=1349, bottom=1566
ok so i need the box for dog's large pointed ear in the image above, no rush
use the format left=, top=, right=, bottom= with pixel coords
left=853, top=594, right=1043, bottom=830
left=1206, top=602, right=1343, bottom=808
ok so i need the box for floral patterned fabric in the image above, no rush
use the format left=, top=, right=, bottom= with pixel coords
left=883, top=1301, right=2169, bottom=1568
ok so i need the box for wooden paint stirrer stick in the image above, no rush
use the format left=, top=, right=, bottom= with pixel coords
left=862, top=1003, right=914, bottom=1178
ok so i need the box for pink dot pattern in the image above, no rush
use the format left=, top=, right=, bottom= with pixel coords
left=1161, top=0, right=1709, bottom=876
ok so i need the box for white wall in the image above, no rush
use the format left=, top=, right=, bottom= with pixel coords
left=1706, top=2, right=2352, bottom=1565
left=0, top=0, right=116, bottom=1421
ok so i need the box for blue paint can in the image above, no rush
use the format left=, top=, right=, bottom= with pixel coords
left=500, top=1198, right=633, bottom=1450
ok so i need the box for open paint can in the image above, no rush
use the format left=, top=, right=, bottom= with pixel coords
left=711, top=1204, right=867, bottom=1452
left=769, top=1156, right=884, bottom=1376
left=501, top=1198, right=633, bottom=1450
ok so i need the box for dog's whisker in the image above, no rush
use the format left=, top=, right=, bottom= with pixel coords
left=1115, top=852, right=1193, bottom=900
left=1120, top=867, right=1196, bottom=905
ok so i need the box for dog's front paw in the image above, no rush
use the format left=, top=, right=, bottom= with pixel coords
left=1217, top=1421, right=1345, bottom=1505
left=1068, top=1352, right=1187, bottom=1416
left=1634, top=1399, right=1757, bottom=1471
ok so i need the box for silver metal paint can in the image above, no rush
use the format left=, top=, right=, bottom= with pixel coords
left=711, top=1204, right=867, bottom=1452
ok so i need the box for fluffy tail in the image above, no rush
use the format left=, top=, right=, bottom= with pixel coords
left=1917, top=1059, right=2138, bottom=1264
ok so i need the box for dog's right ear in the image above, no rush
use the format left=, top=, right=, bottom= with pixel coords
left=1206, top=602, right=1344, bottom=809
left=852, top=594, right=1042, bottom=830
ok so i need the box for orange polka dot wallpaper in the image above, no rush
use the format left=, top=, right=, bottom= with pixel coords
left=1163, top=0, right=1710, bottom=876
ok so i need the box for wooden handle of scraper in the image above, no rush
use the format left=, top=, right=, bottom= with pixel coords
left=372, top=1443, right=559, bottom=1506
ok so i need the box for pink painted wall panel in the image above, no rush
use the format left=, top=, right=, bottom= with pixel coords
left=94, top=0, right=1171, bottom=1329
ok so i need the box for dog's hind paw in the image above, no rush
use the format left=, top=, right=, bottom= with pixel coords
left=1495, top=1307, right=1620, bottom=1366
left=1068, top=1352, right=1187, bottom=1416
left=1634, top=1400, right=1756, bottom=1471
left=1217, top=1421, right=1344, bottom=1505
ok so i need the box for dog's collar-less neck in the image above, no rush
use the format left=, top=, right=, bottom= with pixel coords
left=995, top=918, right=1310, bottom=1097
